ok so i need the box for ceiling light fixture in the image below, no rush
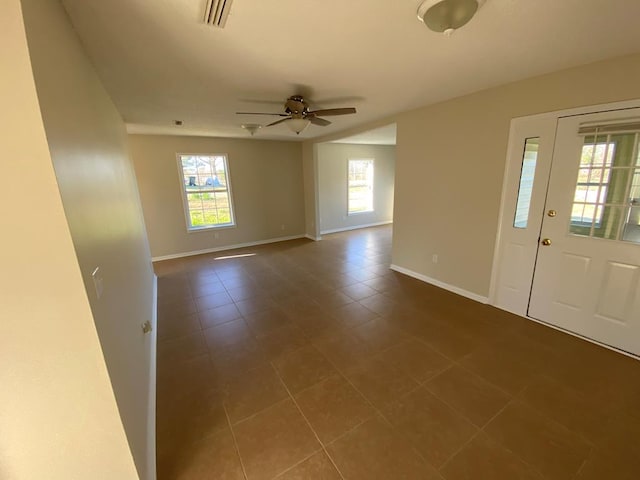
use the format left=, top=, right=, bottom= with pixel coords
left=417, top=0, right=485, bottom=35
left=286, top=118, right=311, bottom=135
left=241, top=123, right=262, bottom=136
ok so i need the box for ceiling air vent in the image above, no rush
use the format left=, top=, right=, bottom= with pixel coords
left=203, top=0, right=234, bottom=28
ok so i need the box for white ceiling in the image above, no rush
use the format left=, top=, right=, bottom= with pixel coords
left=60, top=0, right=640, bottom=141
left=330, top=124, right=397, bottom=146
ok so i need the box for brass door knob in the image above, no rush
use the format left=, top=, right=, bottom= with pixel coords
left=541, top=238, right=552, bottom=246
left=547, top=210, right=557, bottom=217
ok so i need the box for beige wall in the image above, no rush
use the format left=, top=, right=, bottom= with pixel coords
left=0, top=1, right=140, bottom=479
left=393, top=52, right=640, bottom=298
left=318, top=143, right=395, bottom=233
left=20, top=0, right=156, bottom=478
left=302, top=142, right=319, bottom=239
left=130, top=135, right=305, bottom=258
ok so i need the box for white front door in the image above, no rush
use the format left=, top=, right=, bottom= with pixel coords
left=528, top=109, right=640, bottom=356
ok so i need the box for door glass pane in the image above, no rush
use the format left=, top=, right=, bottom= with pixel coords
left=605, top=168, right=632, bottom=204
left=569, top=132, right=640, bottom=244
left=630, top=171, right=640, bottom=202
left=581, top=135, right=613, bottom=166
left=513, top=137, right=539, bottom=229
left=610, top=134, right=637, bottom=167
left=590, top=206, right=625, bottom=240
left=623, top=206, right=640, bottom=242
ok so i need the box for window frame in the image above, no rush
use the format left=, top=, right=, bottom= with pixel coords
left=513, top=137, right=540, bottom=229
left=347, top=158, right=375, bottom=216
left=176, top=153, right=236, bottom=232
left=569, top=139, right=616, bottom=229
left=569, top=132, right=640, bottom=242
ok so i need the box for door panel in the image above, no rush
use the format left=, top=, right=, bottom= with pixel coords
left=529, top=108, right=640, bottom=355
left=492, top=117, right=557, bottom=315
left=597, top=261, right=639, bottom=322
left=554, top=253, right=591, bottom=309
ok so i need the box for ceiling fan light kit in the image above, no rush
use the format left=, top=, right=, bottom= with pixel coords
left=417, top=0, right=485, bottom=35
left=286, top=118, right=311, bottom=135
left=241, top=123, right=262, bottom=136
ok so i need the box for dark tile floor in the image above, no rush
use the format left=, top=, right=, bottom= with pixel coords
left=155, top=226, right=640, bottom=480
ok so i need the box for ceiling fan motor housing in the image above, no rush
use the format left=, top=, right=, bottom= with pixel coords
left=285, top=96, right=309, bottom=115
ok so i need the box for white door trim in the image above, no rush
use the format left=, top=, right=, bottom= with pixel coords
left=490, top=97, right=640, bottom=359
left=489, top=98, right=640, bottom=307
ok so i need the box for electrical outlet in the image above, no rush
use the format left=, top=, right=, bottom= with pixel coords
left=214, top=232, right=219, bottom=239
left=91, top=267, right=104, bottom=299
left=432, top=254, right=438, bottom=264
left=281, top=224, right=285, bottom=230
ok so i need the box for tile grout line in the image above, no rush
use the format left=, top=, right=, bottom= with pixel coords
left=222, top=403, right=249, bottom=480
left=157, top=228, right=627, bottom=480
left=451, top=358, right=523, bottom=399
left=436, top=396, right=516, bottom=474
left=318, top=353, right=394, bottom=422
left=270, top=362, right=348, bottom=480
left=406, top=329, right=553, bottom=477
left=317, top=354, right=445, bottom=468
left=511, top=372, right=600, bottom=450
left=442, top=395, right=549, bottom=480
left=269, top=448, right=327, bottom=480
left=572, top=448, right=593, bottom=480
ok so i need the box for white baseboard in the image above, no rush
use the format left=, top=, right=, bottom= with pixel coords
left=152, top=234, right=305, bottom=262
left=389, top=264, right=489, bottom=304
left=321, top=221, right=392, bottom=235
left=305, top=234, right=321, bottom=241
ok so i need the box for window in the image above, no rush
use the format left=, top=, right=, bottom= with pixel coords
left=178, top=154, right=235, bottom=230
left=570, top=138, right=616, bottom=228
left=513, top=137, right=539, bottom=228
left=348, top=159, right=374, bottom=214
left=569, top=131, right=640, bottom=243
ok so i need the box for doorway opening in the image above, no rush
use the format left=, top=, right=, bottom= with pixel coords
left=317, top=124, right=396, bottom=235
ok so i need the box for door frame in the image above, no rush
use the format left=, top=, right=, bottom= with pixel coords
left=489, top=98, right=640, bottom=356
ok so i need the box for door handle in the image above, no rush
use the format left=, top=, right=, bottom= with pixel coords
left=547, top=210, right=557, bottom=217
left=541, top=238, right=552, bottom=246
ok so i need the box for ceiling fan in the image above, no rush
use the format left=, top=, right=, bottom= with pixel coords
left=237, top=95, right=357, bottom=134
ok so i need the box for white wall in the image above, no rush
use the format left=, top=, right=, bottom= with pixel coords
left=303, top=142, right=320, bottom=239
left=0, top=0, right=140, bottom=478
left=20, top=0, right=156, bottom=478
left=317, top=143, right=395, bottom=233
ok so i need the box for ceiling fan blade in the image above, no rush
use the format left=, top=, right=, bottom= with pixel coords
left=266, top=118, right=290, bottom=127
left=309, top=116, right=331, bottom=126
left=308, top=107, right=356, bottom=116
left=236, top=112, right=289, bottom=116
